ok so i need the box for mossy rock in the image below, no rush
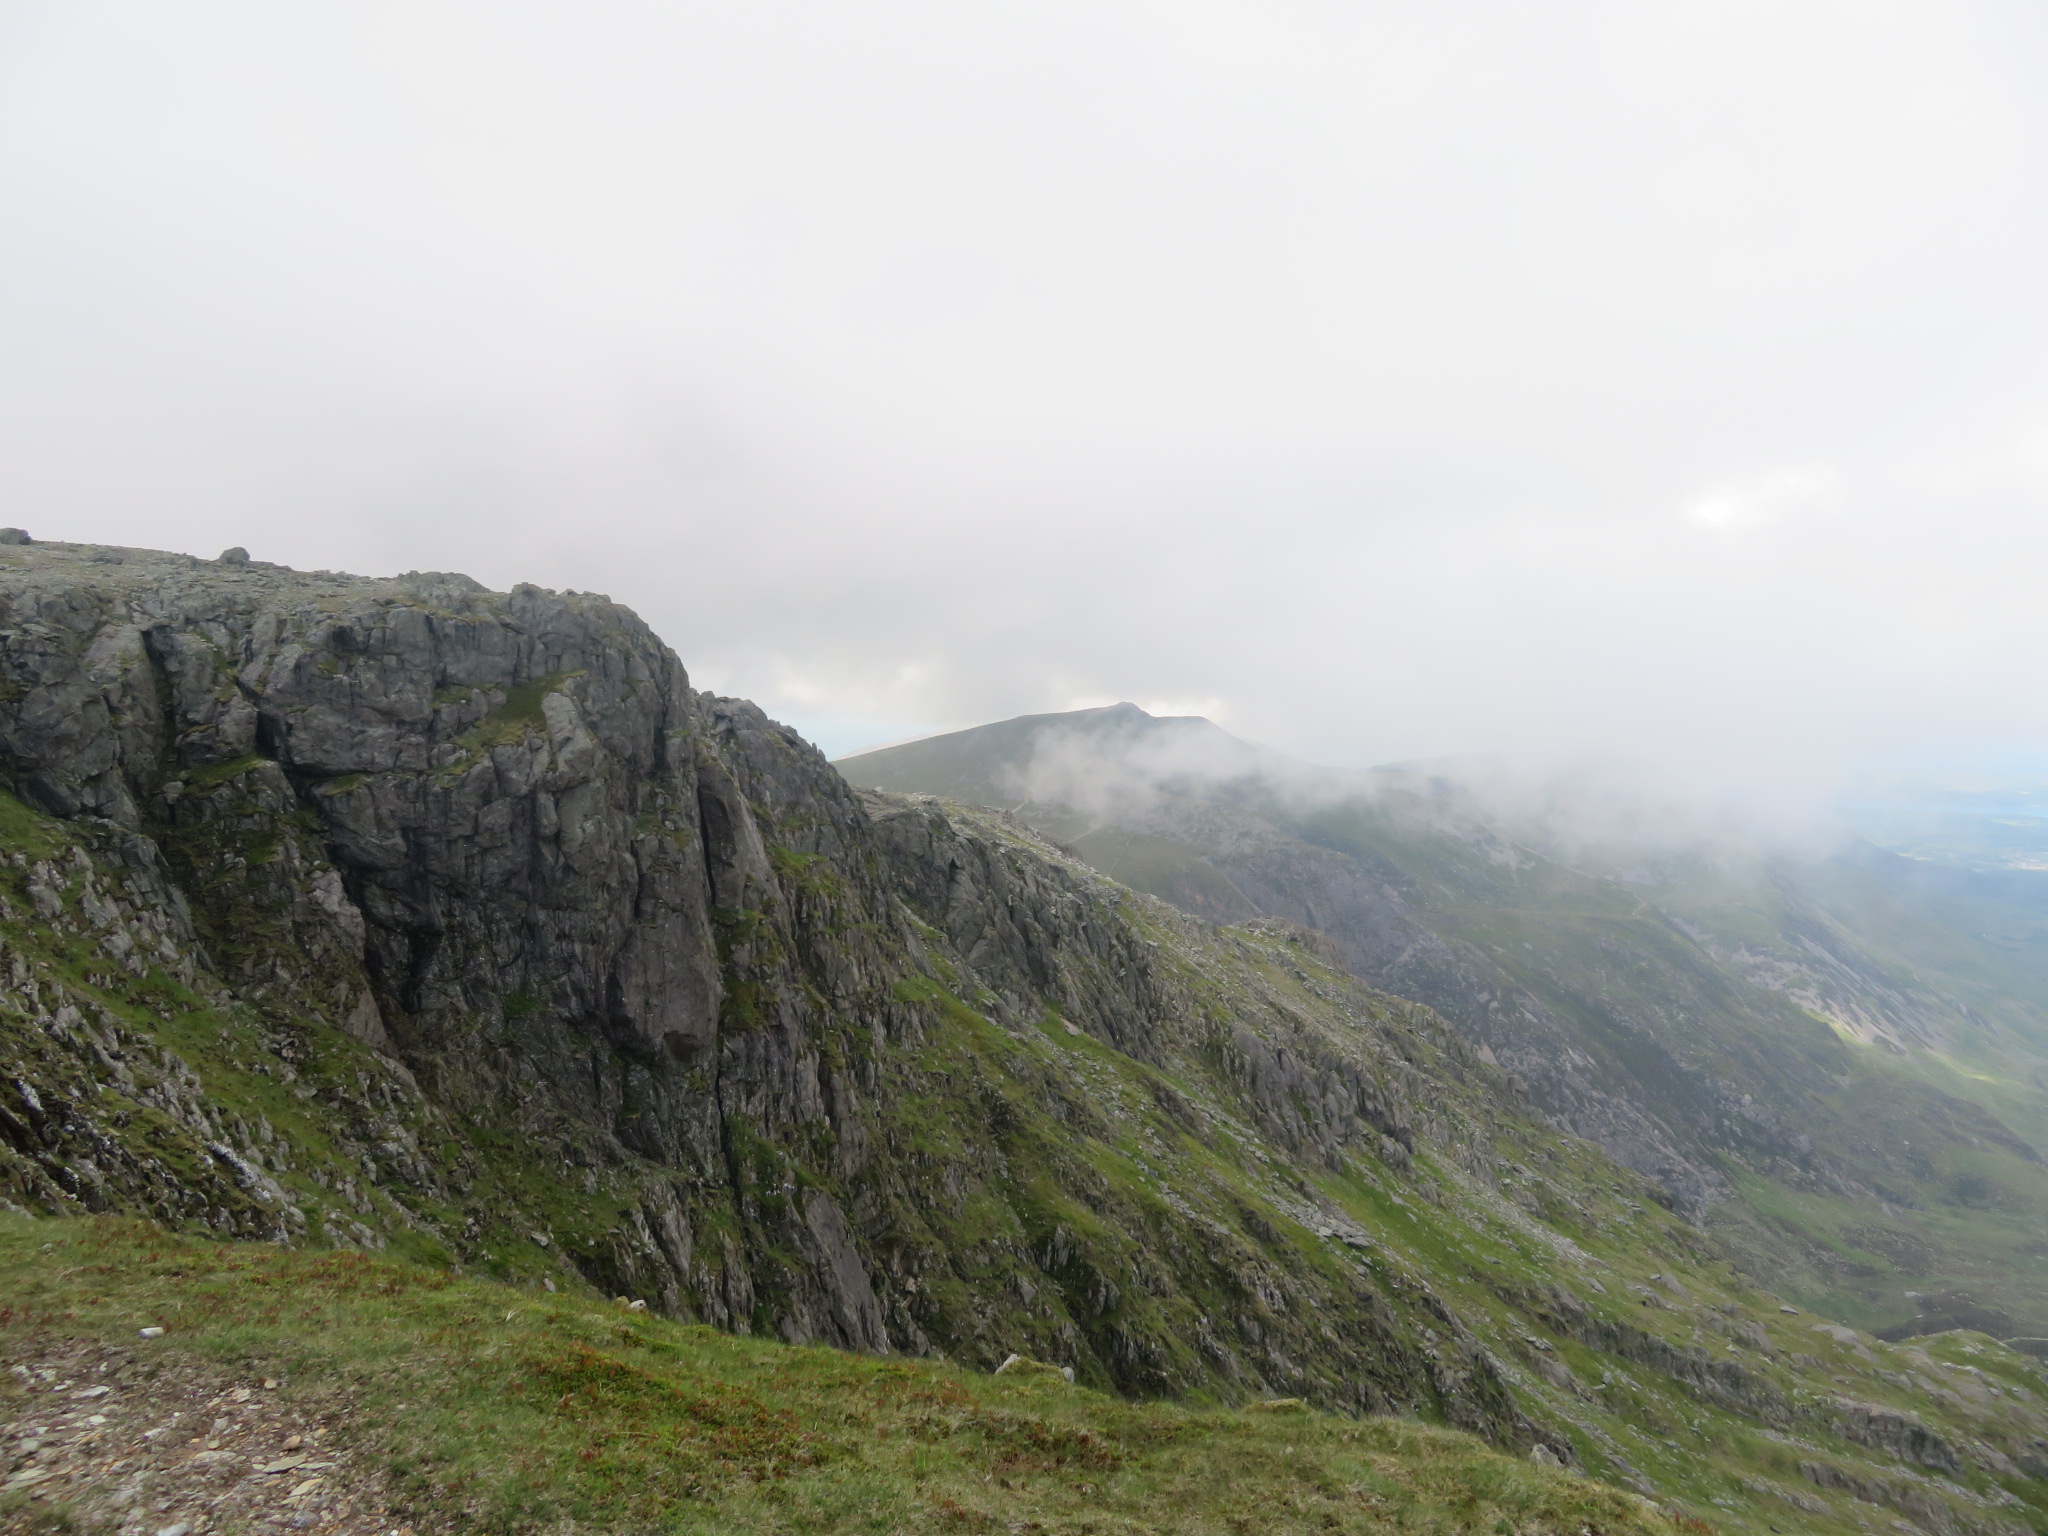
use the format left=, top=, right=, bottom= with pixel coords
left=992, top=1352, right=1075, bottom=1385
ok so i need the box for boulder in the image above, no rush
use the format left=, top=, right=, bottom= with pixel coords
left=994, top=1353, right=1076, bottom=1384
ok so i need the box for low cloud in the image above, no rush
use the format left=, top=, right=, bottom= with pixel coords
left=2, top=2, right=2045, bottom=811
left=1687, top=467, right=1842, bottom=531
left=996, top=709, right=1285, bottom=821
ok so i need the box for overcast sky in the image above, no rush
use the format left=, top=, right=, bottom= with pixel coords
left=3, top=2, right=2046, bottom=790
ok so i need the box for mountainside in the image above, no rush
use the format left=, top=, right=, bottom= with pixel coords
left=1, top=543, right=2047, bottom=1534
left=837, top=707, right=2048, bottom=1345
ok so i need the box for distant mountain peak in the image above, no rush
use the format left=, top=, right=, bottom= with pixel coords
left=834, top=702, right=1273, bottom=811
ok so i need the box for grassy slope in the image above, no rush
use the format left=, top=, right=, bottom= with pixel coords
left=847, top=720, right=2048, bottom=1343
left=1276, top=795, right=2048, bottom=1344
left=839, top=715, right=2048, bottom=1343
left=7, top=782, right=2048, bottom=1534
left=1613, top=852, right=2048, bottom=1341
left=1771, top=855, right=2048, bottom=1144
left=0, top=1215, right=1682, bottom=1536
left=868, top=828, right=2048, bottom=1536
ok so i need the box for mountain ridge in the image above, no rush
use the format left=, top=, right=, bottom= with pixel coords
left=0, top=542, right=2044, bottom=1533
left=837, top=705, right=2048, bottom=1346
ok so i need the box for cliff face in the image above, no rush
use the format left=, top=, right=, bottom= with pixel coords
left=3, top=559, right=722, bottom=1062
left=5, top=543, right=2048, bottom=1533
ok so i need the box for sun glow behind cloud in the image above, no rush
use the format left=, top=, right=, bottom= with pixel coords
left=1688, top=468, right=1842, bottom=531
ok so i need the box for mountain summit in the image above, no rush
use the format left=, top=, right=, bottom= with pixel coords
left=843, top=702, right=1275, bottom=808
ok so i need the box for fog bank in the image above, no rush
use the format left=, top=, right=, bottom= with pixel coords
left=3, top=2, right=2046, bottom=800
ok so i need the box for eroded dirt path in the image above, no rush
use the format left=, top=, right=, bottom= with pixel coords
left=3, top=1338, right=414, bottom=1535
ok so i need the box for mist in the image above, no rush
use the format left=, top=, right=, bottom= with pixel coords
left=930, top=704, right=1858, bottom=880
left=4, top=2, right=2047, bottom=804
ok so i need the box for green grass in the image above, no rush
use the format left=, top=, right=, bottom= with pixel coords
left=0, top=1214, right=1684, bottom=1536
left=0, top=786, right=70, bottom=859
left=457, top=671, right=585, bottom=750
left=183, top=753, right=267, bottom=790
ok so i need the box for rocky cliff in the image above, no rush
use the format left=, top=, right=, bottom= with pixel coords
left=0, top=543, right=1539, bottom=1421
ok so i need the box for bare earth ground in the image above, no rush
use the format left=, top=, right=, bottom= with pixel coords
left=1, top=1338, right=411, bottom=1536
